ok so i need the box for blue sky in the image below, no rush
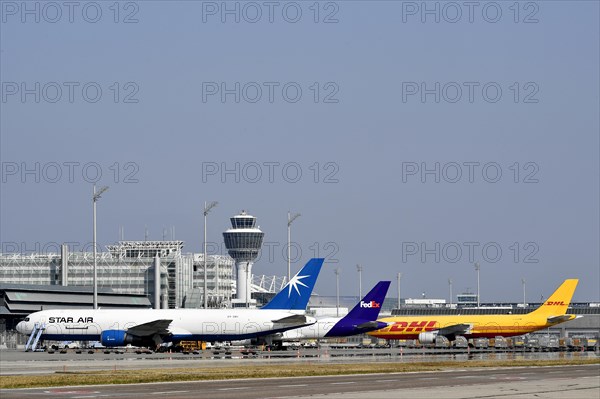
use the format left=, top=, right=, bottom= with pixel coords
left=1, top=1, right=598, bottom=302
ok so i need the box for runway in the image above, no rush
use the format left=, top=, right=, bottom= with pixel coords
left=1, top=365, right=598, bottom=399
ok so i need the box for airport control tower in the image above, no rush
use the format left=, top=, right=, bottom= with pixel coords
left=223, top=211, right=264, bottom=308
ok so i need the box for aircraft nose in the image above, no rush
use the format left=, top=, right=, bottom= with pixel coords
left=16, top=319, right=32, bottom=334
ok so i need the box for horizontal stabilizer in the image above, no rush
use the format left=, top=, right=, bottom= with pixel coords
left=547, top=314, right=578, bottom=324
left=272, top=315, right=308, bottom=324
left=126, top=319, right=172, bottom=337
left=356, top=321, right=381, bottom=330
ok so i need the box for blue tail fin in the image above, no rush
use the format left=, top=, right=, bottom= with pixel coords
left=261, top=258, right=324, bottom=311
left=325, top=281, right=391, bottom=337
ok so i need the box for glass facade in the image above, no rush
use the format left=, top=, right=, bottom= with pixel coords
left=0, top=242, right=233, bottom=309
left=230, top=217, right=256, bottom=229
left=223, top=232, right=263, bottom=249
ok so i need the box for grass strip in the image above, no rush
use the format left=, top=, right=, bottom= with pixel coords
left=1, top=358, right=599, bottom=389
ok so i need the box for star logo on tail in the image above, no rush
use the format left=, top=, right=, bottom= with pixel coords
left=287, top=274, right=310, bottom=298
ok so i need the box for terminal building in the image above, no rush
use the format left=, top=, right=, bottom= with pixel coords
left=0, top=241, right=234, bottom=322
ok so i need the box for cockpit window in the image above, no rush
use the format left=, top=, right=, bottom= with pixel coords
left=24, top=318, right=30, bottom=322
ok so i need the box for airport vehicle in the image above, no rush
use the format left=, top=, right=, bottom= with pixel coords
left=17, top=258, right=324, bottom=350
left=369, top=279, right=580, bottom=344
left=273, top=281, right=391, bottom=343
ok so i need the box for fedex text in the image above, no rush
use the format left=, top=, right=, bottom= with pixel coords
left=360, top=301, right=381, bottom=308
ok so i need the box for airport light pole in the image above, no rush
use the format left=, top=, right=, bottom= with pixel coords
left=287, top=212, right=301, bottom=281
left=397, top=272, right=402, bottom=309
left=522, top=278, right=526, bottom=306
left=92, top=185, right=109, bottom=310
left=335, top=268, right=340, bottom=317
left=356, top=264, right=363, bottom=300
left=204, top=201, right=218, bottom=309
left=448, top=278, right=453, bottom=306
left=474, top=262, right=480, bottom=307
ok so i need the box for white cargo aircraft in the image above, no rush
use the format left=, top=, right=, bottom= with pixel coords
left=17, top=258, right=324, bottom=349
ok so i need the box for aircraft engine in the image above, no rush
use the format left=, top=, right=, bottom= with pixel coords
left=418, top=332, right=438, bottom=344
left=100, top=330, right=137, bottom=347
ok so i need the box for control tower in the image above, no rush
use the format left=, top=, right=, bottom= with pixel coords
left=223, top=211, right=264, bottom=308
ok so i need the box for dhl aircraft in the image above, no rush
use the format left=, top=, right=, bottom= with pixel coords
left=17, top=259, right=324, bottom=349
left=369, top=279, right=579, bottom=344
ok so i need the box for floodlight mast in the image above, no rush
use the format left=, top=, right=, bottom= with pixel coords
left=397, top=272, right=402, bottom=309
left=334, top=268, right=340, bottom=317
left=356, top=264, right=363, bottom=299
left=203, top=201, right=218, bottom=309
left=92, top=185, right=109, bottom=310
left=287, top=212, right=301, bottom=281
left=474, top=262, right=481, bottom=307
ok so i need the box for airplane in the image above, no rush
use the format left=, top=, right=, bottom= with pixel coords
left=272, top=281, right=391, bottom=344
left=16, top=258, right=324, bottom=349
left=369, top=279, right=580, bottom=344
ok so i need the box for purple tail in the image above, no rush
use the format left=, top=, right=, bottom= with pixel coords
left=325, top=281, right=391, bottom=337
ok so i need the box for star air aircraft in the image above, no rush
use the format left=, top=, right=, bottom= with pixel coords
left=17, top=258, right=324, bottom=349
left=369, top=279, right=580, bottom=344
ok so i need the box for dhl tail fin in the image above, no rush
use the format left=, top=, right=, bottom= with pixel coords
left=531, top=279, right=578, bottom=316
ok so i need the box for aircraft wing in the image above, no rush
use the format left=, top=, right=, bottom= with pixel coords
left=126, top=319, right=173, bottom=337
left=272, top=315, right=309, bottom=324
left=436, top=323, right=472, bottom=337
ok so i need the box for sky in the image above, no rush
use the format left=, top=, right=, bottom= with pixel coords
left=1, top=1, right=598, bottom=303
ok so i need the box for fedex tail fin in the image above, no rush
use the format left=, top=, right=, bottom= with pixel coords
left=325, top=281, right=391, bottom=337
left=345, top=281, right=391, bottom=321
left=531, top=279, right=578, bottom=316
left=261, top=258, right=324, bottom=311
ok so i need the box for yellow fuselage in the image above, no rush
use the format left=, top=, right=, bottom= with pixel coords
left=369, top=313, right=568, bottom=340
